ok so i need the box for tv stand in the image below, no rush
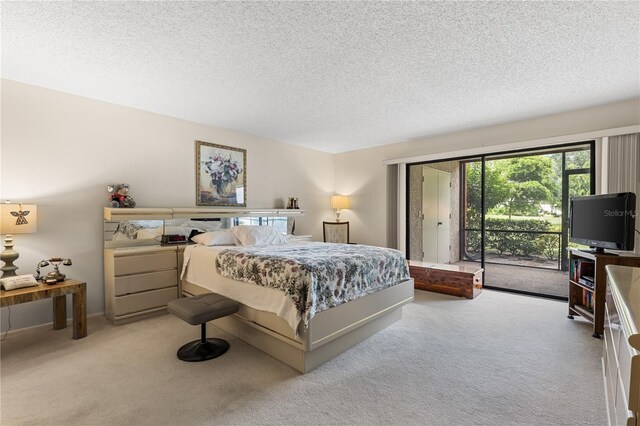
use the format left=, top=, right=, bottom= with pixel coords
left=567, top=249, right=640, bottom=338
left=579, top=248, right=617, bottom=256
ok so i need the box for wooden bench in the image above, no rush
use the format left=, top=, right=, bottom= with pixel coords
left=408, top=261, right=483, bottom=299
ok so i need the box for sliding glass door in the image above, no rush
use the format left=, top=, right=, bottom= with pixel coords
left=407, top=141, right=594, bottom=300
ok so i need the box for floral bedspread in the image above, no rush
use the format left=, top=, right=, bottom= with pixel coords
left=215, top=242, right=410, bottom=330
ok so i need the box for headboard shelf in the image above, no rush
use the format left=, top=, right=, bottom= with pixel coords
left=171, top=208, right=304, bottom=219
left=104, top=208, right=173, bottom=221
left=104, top=207, right=304, bottom=221
left=104, top=207, right=304, bottom=248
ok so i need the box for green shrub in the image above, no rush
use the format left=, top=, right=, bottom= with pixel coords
left=465, top=230, right=481, bottom=255
left=464, top=217, right=560, bottom=259
left=537, top=234, right=561, bottom=261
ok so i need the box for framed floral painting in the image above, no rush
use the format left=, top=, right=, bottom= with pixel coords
left=196, top=141, right=246, bottom=206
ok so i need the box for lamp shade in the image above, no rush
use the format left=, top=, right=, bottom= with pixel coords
left=330, top=195, right=350, bottom=210
left=1, top=204, right=37, bottom=234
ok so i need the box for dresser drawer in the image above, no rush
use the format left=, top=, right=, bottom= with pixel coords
left=607, top=330, right=621, bottom=403
left=606, top=372, right=617, bottom=426
left=619, top=338, right=633, bottom=397
left=114, top=269, right=177, bottom=296
left=607, top=312, right=621, bottom=370
left=630, top=355, right=640, bottom=413
left=114, top=252, right=177, bottom=276
left=114, top=287, right=177, bottom=317
left=607, top=297, right=623, bottom=355
left=616, top=371, right=635, bottom=426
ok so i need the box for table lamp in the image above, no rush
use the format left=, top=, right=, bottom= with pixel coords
left=0, top=203, right=37, bottom=278
left=330, top=195, right=350, bottom=222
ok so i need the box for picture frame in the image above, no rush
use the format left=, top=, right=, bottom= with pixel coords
left=195, top=141, right=246, bottom=206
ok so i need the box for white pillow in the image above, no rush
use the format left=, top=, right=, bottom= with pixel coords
left=230, top=225, right=287, bottom=247
left=181, top=220, right=223, bottom=232
left=191, top=230, right=237, bottom=246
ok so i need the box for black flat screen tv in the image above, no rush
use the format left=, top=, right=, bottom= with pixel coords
left=569, top=192, right=636, bottom=253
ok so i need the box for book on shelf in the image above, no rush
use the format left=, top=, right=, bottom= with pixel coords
left=570, top=259, right=578, bottom=281
left=578, top=277, right=594, bottom=288
left=570, top=259, right=595, bottom=283
left=581, top=288, right=593, bottom=311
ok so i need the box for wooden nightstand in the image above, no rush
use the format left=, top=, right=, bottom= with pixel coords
left=0, top=279, right=87, bottom=339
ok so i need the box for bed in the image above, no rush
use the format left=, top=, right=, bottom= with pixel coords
left=180, top=240, right=414, bottom=373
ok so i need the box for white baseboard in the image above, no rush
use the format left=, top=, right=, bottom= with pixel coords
left=0, top=312, right=105, bottom=339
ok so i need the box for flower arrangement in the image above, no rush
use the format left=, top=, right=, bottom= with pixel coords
left=203, top=152, right=243, bottom=197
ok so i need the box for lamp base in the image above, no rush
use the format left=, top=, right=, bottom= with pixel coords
left=1, top=234, right=19, bottom=278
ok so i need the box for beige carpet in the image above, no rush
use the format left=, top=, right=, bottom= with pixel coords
left=455, top=261, right=567, bottom=298
left=1, top=290, right=606, bottom=425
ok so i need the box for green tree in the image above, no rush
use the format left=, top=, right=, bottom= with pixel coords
left=465, top=161, right=509, bottom=227
left=503, top=180, right=552, bottom=218
left=565, top=149, right=590, bottom=169
left=466, top=154, right=574, bottom=219
left=497, top=156, right=558, bottom=218
left=566, top=149, right=591, bottom=199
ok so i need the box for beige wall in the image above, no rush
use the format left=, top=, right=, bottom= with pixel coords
left=0, top=80, right=334, bottom=331
left=335, top=98, right=640, bottom=248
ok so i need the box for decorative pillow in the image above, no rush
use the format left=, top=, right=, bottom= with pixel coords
left=181, top=220, right=223, bottom=232
left=191, top=230, right=237, bottom=246
left=230, top=225, right=287, bottom=247
left=0, top=274, right=38, bottom=290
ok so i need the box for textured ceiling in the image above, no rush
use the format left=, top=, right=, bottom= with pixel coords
left=2, top=2, right=639, bottom=153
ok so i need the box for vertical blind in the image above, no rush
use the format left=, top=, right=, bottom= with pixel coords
left=608, top=133, right=640, bottom=253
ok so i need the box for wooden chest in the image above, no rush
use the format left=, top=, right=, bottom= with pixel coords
left=408, top=261, right=483, bottom=299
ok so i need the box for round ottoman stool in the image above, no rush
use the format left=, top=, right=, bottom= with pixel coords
left=167, top=293, right=239, bottom=362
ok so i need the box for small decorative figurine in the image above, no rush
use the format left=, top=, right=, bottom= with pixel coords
left=107, top=184, right=136, bottom=208
left=286, top=197, right=300, bottom=209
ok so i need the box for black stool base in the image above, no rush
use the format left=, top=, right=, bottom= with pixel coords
left=177, top=338, right=230, bottom=362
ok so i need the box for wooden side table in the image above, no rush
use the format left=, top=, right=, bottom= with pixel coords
left=0, top=279, right=87, bottom=339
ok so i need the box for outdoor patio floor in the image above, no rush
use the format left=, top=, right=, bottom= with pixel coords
left=454, top=261, right=567, bottom=298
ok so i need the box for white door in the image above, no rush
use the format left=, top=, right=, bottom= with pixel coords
left=437, top=171, right=451, bottom=263
left=422, top=167, right=451, bottom=264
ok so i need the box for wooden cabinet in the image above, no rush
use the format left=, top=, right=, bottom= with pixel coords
left=409, top=261, right=483, bottom=299
left=568, top=249, right=640, bottom=338
left=104, top=246, right=181, bottom=324
left=603, top=265, right=640, bottom=426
